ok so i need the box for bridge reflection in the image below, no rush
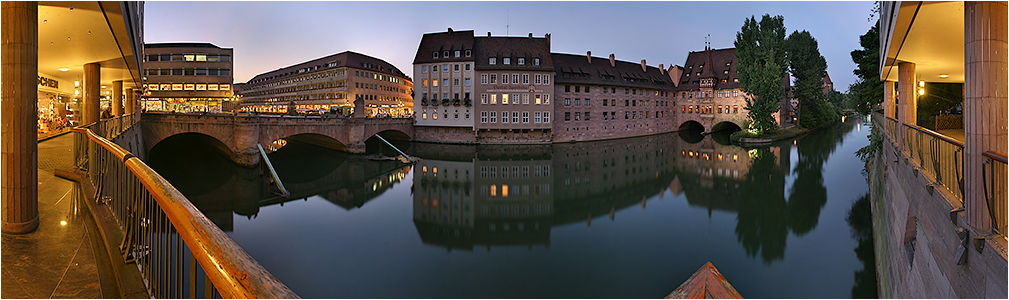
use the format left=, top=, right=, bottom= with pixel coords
left=147, top=137, right=411, bottom=231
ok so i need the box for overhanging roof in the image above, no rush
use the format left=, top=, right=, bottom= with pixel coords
left=880, top=1, right=965, bottom=83
left=37, top=1, right=143, bottom=92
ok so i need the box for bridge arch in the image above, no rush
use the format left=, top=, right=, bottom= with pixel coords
left=364, top=129, right=414, bottom=154
left=711, top=121, right=743, bottom=133
left=678, top=120, right=705, bottom=132
left=270, top=133, right=349, bottom=153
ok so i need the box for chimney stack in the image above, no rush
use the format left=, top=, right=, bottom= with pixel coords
left=545, top=33, right=551, bottom=44
left=659, top=64, right=665, bottom=75
left=587, top=51, right=592, bottom=63
left=641, top=59, right=647, bottom=72
left=448, top=27, right=453, bottom=33
left=609, top=54, right=615, bottom=67
left=487, top=32, right=491, bottom=37
left=529, top=33, right=533, bottom=38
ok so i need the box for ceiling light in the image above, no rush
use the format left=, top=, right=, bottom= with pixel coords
left=939, top=74, right=948, bottom=79
left=101, top=85, right=106, bottom=88
left=59, top=68, right=69, bottom=72
left=43, top=20, right=47, bottom=23
left=918, top=80, right=925, bottom=87
left=74, top=81, right=79, bottom=87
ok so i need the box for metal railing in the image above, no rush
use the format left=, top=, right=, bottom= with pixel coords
left=73, top=121, right=299, bottom=298
left=883, top=115, right=899, bottom=144
left=901, top=123, right=965, bottom=204
left=982, top=151, right=1007, bottom=237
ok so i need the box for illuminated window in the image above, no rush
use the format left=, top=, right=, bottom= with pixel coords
left=490, top=185, right=497, bottom=196
left=543, top=94, right=549, bottom=104
left=490, top=74, right=497, bottom=84
left=481, top=94, right=488, bottom=104
left=432, top=79, right=438, bottom=87
left=522, top=94, right=530, bottom=104
left=502, top=185, right=509, bottom=197
left=490, top=94, right=497, bottom=104
left=501, top=94, right=509, bottom=104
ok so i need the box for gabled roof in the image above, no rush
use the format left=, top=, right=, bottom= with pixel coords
left=413, top=29, right=475, bottom=64
left=550, top=52, right=676, bottom=90
left=247, top=51, right=409, bottom=84
left=473, top=35, right=553, bottom=71
left=677, top=47, right=740, bottom=91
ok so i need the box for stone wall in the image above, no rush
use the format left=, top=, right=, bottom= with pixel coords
left=870, top=134, right=1007, bottom=298
left=415, top=126, right=477, bottom=144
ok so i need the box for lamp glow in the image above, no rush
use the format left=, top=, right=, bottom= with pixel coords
left=59, top=67, right=69, bottom=72
left=939, top=74, right=948, bottom=79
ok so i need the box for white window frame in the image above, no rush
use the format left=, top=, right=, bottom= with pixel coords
left=522, top=111, right=529, bottom=123
left=489, top=111, right=497, bottom=123
left=481, top=74, right=488, bottom=84
left=534, top=112, right=541, bottom=123
left=518, top=58, right=525, bottom=65
left=503, top=57, right=510, bottom=65
left=481, top=94, right=488, bottom=104
left=543, top=74, right=550, bottom=84
left=512, top=111, right=519, bottom=123
left=543, top=112, right=550, bottom=123
left=480, top=111, right=488, bottom=123
left=534, top=74, right=542, bottom=84
left=421, top=66, right=428, bottom=73
left=522, top=74, right=529, bottom=84
left=501, top=111, right=509, bottom=123
left=489, top=57, right=496, bottom=65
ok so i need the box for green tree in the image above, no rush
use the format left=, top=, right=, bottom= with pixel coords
left=849, top=20, right=883, bottom=115
left=788, top=30, right=836, bottom=127
left=735, top=14, right=788, bottom=135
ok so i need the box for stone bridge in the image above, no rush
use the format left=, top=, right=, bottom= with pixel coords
left=141, top=112, right=415, bottom=166
left=676, top=99, right=747, bottom=133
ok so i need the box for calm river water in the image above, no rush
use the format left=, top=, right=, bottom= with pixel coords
left=148, top=117, right=877, bottom=299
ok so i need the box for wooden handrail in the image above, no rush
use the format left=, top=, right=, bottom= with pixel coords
left=983, top=151, right=1008, bottom=164
left=901, top=122, right=965, bottom=148
left=75, top=127, right=299, bottom=299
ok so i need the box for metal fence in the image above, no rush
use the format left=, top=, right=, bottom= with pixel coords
left=901, top=123, right=965, bottom=204
left=73, top=117, right=299, bottom=299
left=982, top=151, right=1007, bottom=237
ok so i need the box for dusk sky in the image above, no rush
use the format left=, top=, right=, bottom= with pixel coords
left=145, top=1, right=877, bottom=90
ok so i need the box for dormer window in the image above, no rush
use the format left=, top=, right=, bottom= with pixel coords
left=454, top=50, right=460, bottom=57
left=724, top=70, right=729, bottom=74
left=533, top=58, right=540, bottom=65
left=733, top=78, right=739, bottom=83
left=518, top=58, right=525, bottom=65
left=443, top=51, right=449, bottom=57
left=433, top=52, right=439, bottom=58
left=503, top=58, right=511, bottom=65
left=489, top=58, right=496, bottom=65
left=465, top=50, right=472, bottom=57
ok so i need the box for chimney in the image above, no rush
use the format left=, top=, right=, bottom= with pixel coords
left=487, top=32, right=491, bottom=37
left=587, top=51, right=592, bottom=64
left=545, top=33, right=551, bottom=44
left=659, top=64, right=665, bottom=75
left=528, top=33, right=533, bottom=38
left=448, top=27, right=453, bottom=33
left=641, top=59, right=647, bottom=72
left=609, top=54, right=615, bottom=67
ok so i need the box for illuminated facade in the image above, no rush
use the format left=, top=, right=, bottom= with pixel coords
left=142, top=43, right=234, bottom=113
left=240, top=51, right=413, bottom=117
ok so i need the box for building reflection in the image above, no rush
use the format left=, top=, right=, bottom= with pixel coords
left=411, top=120, right=858, bottom=258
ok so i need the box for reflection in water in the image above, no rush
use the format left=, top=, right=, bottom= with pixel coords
left=148, top=118, right=873, bottom=298
left=847, top=193, right=878, bottom=298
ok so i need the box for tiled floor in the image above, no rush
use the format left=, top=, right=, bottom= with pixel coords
left=1, top=134, right=103, bottom=299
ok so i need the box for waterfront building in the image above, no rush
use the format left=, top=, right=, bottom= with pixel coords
left=474, top=33, right=555, bottom=143
left=874, top=1, right=1007, bottom=298
left=240, top=51, right=413, bottom=117
left=551, top=52, right=679, bottom=142
left=673, top=47, right=757, bottom=133
left=142, top=43, right=234, bottom=113
left=413, top=29, right=477, bottom=142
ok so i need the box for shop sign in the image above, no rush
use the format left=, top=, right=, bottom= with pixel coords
left=171, top=84, right=183, bottom=90
left=184, top=83, right=195, bottom=90
left=148, top=84, right=159, bottom=90
left=196, top=84, right=207, bottom=90
left=37, top=75, right=59, bottom=89
left=208, top=84, right=219, bottom=91
left=220, top=84, right=231, bottom=90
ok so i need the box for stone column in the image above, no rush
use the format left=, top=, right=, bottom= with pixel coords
left=1, top=1, right=39, bottom=234
left=897, top=62, right=917, bottom=148
left=82, top=63, right=100, bottom=124
left=125, top=88, right=134, bottom=115
left=112, top=80, right=123, bottom=117
left=883, top=80, right=896, bottom=119
left=964, top=1, right=1008, bottom=233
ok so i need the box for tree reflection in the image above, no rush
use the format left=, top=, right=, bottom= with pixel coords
left=735, top=147, right=789, bottom=262
left=847, top=193, right=878, bottom=298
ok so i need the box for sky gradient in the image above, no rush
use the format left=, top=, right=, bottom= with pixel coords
left=144, top=1, right=877, bottom=91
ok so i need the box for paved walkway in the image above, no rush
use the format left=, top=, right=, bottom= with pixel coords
left=1, top=134, right=106, bottom=299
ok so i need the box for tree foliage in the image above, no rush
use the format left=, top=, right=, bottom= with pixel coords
left=849, top=20, right=883, bottom=115
left=735, top=14, right=788, bottom=135
left=788, top=30, right=837, bottom=127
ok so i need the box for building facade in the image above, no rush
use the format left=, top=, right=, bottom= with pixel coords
left=412, top=29, right=477, bottom=142
left=473, top=33, right=555, bottom=144
left=673, top=47, right=754, bottom=133
left=240, top=51, right=413, bottom=117
left=551, top=52, right=680, bottom=142
left=142, top=43, right=234, bottom=113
